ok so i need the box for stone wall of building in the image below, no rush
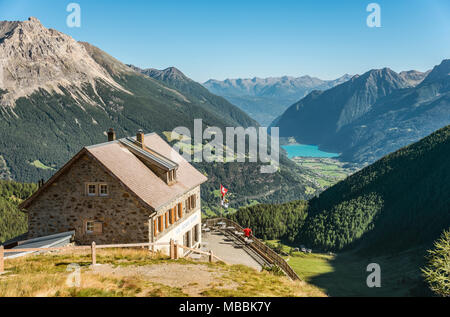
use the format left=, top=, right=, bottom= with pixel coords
left=27, top=153, right=152, bottom=245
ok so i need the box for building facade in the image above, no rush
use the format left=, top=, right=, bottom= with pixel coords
left=20, top=129, right=207, bottom=254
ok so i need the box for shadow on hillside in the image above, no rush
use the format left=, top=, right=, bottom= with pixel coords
left=307, top=248, right=433, bottom=297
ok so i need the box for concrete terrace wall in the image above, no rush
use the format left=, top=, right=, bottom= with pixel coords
left=27, top=153, right=152, bottom=245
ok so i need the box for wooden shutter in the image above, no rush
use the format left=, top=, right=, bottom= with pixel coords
left=158, top=216, right=163, bottom=232
left=93, top=222, right=103, bottom=234
left=191, top=194, right=196, bottom=209
left=178, top=202, right=183, bottom=218
left=165, top=211, right=169, bottom=228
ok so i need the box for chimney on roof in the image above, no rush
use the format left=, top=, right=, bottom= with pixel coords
left=137, top=129, right=144, bottom=148
left=107, top=128, right=116, bottom=142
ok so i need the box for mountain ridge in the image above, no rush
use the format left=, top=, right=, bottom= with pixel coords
left=274, top=61, right=449, bottom=164
left=203, top=74, right=353, bottom=125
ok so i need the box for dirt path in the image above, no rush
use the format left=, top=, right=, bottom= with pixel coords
left=91, top=263, right=237, bottom=296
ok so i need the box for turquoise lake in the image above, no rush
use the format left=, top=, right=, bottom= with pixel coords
left=282, top=144, right=340, bottom=158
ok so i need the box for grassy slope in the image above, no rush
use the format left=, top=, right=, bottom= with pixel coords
left=266, top=240, right=431, bottom=297
left=0, top=248, right=325, bottom=297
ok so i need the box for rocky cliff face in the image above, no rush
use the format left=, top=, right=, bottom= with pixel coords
left=0, top=17, right=129, bottom=108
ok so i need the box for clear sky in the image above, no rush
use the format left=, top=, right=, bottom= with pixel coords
left=0, top=0, right=449, bottom=82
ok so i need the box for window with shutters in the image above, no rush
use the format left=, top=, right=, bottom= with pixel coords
left=165, top=211, right=169, bottom=228
left=86, top=221, right=94, bottom=233
left=158, top=216, right=163, bottom=233
left=93, top=222, right=103, bottom=234
left=178, top=202, right=183, bottom=218
left=86, top=221, right=102, bottom=234
left=169, top=208, right=174, bottom=224
left=194, top=224, right=200, bottom=243
left=186, top=194, right=196, bottom=212
left=191, top=194, right=196, bottom=209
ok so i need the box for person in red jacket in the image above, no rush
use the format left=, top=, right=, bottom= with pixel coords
left=243, top=228, right=252, bottom=238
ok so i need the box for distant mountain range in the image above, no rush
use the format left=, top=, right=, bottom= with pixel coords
left=274, top=61, right=448, bottom=164
left=203, top=74, right=352, bottom=125
left=0, top=17, right=317, bottom=212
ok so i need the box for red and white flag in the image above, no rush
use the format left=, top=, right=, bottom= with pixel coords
left=220, top=184, right=228, bottom=197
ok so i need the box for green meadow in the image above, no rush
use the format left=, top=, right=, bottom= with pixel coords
left=266, top=240, right=432, bottom=297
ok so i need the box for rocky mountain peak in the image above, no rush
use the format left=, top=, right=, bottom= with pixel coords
left=127, top=65, right=190, bottom=83
left=421, top=59, right=450, bottom=84
left=399, top=70, right=431, bottom=86
left=0, top=17, right=129, bottom=108
left=27, top=16, right=41, bottom=24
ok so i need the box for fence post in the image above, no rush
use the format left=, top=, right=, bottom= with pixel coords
left=0, top=246, right=4, bottom=273
left=170, top=239, right=174, bottom=259
left=174, top=242, right=178, bottom=260
left=91, top=241, right=96, bottom=265
left=209, top=250, right=214, bottom=263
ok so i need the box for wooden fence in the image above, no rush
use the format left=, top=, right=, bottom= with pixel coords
left=0, top=240, right=225, bottom=273
left=205, top=218, right=301, bottom=281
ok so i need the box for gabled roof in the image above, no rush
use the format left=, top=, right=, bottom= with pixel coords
left=20, top=133, right=207, bottom=212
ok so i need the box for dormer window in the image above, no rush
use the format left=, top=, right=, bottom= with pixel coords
left=168, top=169, right=177, bottom=184
left=119, top=136, right=179, bottom=185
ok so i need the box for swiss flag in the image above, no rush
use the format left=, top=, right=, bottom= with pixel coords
left=220, top=184, right=228, bottom=197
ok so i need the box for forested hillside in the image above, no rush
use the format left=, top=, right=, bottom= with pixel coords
left=229, top=200, right=308, bottom=242
left=299, top=124, right=450, bottom=254
left=0, top=180, right=37, bottom=243
left=231, top=125, right=450, bottom=255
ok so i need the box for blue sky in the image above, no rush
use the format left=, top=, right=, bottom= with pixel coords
left=0, top=0, right=448, bottom=82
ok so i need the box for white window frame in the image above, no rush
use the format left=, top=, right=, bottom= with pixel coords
left=86, top=220, right=95, bottom=234
left=99, top=184, right=109, bottom=196
left=87, top=183, right=97, bottom=197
